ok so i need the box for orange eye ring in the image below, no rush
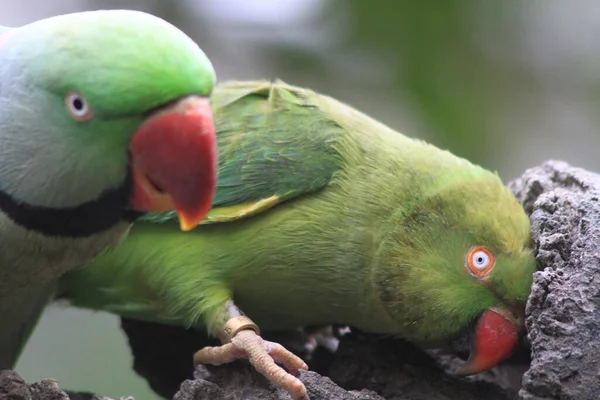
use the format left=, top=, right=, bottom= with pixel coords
left=466, top=246, right=495, bottom=277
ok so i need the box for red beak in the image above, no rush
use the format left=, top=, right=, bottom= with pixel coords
left=456, top=307, right=521, bottom=375
left=129, top=95, right=217, bottom=231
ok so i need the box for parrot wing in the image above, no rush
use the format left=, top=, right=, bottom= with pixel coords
left=142, top=80, right=343, bottom=225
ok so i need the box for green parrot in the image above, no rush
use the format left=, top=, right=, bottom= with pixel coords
left=59, top=80, right=536, bottom=400
left=0, top=10, right=219, bottom=369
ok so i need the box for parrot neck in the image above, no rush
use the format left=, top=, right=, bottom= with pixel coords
left=0, top=211, right=132, bottom=308
left=0, top=171, right=141, bottom=237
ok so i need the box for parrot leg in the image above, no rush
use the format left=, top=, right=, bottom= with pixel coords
left=194, top=313, right=309, bottom=400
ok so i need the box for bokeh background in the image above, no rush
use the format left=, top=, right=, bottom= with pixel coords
left=3, top=1, right=599, bottom=399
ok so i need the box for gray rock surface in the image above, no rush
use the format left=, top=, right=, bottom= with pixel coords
left=176, top=363, right=384, bottom=400
left=0, top=370, right=131, bottom=400
left=0, top=370, right=69, bottom=400
left=173, top=332, right=517, bottom=400
left=509, top=161, right=600, bottom=400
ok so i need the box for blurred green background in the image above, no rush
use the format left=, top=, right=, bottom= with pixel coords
left=3, top=0, right=598, bottom=399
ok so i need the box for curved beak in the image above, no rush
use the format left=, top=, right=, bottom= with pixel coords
left=456, top=307, right=522, bottom=375
left=129, top=95, right=217, bottom=231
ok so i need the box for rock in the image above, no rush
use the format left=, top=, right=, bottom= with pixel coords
left=175, top=363, right=383, bottom=400
left=0, top=370, right=69, bottom=400
left=0, top=370, right=133, bottom=400
left=318, top=332, right=516, bottom=400
left=170, top=332, right=516, bottom=400
left=508, top=161, right=600, bottom=400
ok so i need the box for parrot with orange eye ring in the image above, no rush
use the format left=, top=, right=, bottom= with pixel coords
left=0, top=10, right=218, bottom=370
left=59, top=80, right=536, bottom=400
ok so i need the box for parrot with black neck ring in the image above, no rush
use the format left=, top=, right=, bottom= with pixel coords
left=0, top=10, right=218, bottom=369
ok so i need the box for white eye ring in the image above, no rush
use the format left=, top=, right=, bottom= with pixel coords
left=65, top=92, right=93, bottom=121
left=471, top=250, right=491, bottom=270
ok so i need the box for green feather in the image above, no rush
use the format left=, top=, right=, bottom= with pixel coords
left=60, top=80, right=536, bottom=347
left=3, top=11, right=215, bottom=116
left=142, top=80, right=341, bottom=224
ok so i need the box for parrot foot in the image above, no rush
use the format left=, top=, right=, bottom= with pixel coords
left=194, top=329, right=309, bottom=400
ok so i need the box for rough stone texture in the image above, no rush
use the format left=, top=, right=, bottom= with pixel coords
left=2, top=160, right=599, bottom=399
left=315, top=332, right=517, bottom=400
left=176, top=363, right=384, bottom=400
left=0, top=370, right=125, bottom=400
left=508, top=161, right=600, bottom=400
left=0, top=370, right=133, bottom=400
left=0, top=370, right=69, bottom=400
left=168, top=331, right=518, bottom=400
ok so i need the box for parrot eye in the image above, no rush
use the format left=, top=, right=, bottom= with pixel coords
left=65, top=92, right=93, bottom=122
left=466, top=246, right=495, bottom=277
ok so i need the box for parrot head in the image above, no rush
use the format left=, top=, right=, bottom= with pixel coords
left=0, top=10, right=217, bottom=235
left=373, top=168, right=536, bottom=375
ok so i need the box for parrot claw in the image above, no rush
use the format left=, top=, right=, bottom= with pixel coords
left=193, top=329, right=310, bottom=400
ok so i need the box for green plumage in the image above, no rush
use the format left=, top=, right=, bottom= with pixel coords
left=144, top=81, right=340, bottom=224
left=60, top=80, right=536, bottom=347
